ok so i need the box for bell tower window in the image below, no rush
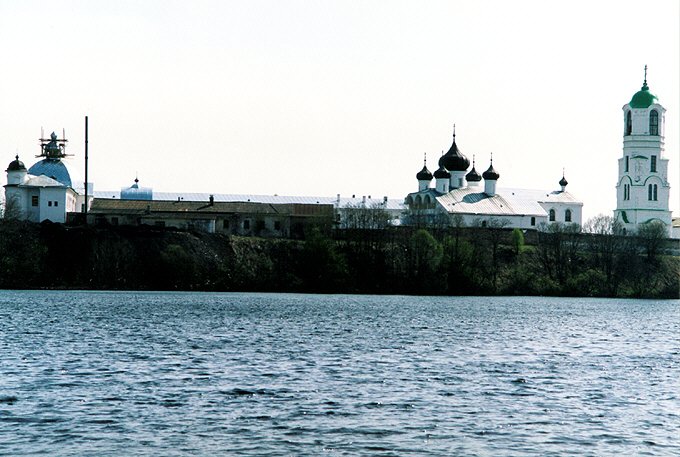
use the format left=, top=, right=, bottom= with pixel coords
left=649, top=110, right=658, bottom=135
left=625, top=110, right=632, bottom=135
left=625, top=156, right=629, bottom=172
left=651, top=155, right=657, bottom=172
left=648, top=183, right=658, bottom=201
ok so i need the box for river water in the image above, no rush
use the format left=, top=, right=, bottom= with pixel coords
left=0, top=291, right=678, bottom=456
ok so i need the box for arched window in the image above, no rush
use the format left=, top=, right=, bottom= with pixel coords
left=565, top=209, right=572, bottom=222
left=415, top=195, right=422, bottom=208
left=549, top=209, right=556, bottom=222
left=625, top=110, right=632, bottom=135
left=650, top=110, right=658, bottom=135
left=648, top=184, right=658, bottom=201
left=530, top=216, right=536, bottom=226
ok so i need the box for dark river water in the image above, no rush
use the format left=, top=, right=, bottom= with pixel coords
left=1, top=291, right=678, bottom=456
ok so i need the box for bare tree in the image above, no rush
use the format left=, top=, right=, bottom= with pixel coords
left=2, top=195, right=22, bottom=220
left=582, top=215, right=626, bottom=293
left=342, top=202, right=391, bottom=230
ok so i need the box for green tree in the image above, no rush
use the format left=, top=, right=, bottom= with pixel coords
left=511, top=228, right=524, bottom=256
left=409, top=229, right=443, bottom=293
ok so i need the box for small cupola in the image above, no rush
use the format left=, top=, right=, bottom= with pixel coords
left=483, top=155, right=499, bottom=196
left=416, top=154, right=433, bottom=191
left=629, top=66, right=658, bottom=109
left=6, top=154, right=28, bottom=185
left=416, top=165, right=433, bottom=181
left=433, top=164, right=451, bottom=179
left=482, top=162, right=499, bottom=181
left=559, top=172, right=568, bottom=192
left=434, top=165, right=451, bottom=193
left=121, top=176, right=153, bottom=200
left=6, top=155, right=26, bottom=172
left=465, top=156, right=482, bottom=186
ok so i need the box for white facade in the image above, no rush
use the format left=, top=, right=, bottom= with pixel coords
left=405, top=184, right=583, bottom=230
left=4, top=173, right=78, bottom=223
left=405, top=132, right=583, bottom=230
left=614, top=77, right=672, bottom=235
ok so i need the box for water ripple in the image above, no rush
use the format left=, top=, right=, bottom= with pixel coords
left=0, top=291, right=679, bottom=456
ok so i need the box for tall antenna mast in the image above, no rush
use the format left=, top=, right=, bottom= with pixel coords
left=84, top=116, right=89, bottom=222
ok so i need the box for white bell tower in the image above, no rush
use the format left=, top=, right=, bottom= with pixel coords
left=614, top=67, right=672, bottom=235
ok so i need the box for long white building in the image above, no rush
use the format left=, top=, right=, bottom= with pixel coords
left=404, top=130, right=583, bottom=229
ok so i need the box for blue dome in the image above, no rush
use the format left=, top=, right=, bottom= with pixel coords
left=121, top=178, right=153, bottom=200
left=28, top=159, right=81, bottom=188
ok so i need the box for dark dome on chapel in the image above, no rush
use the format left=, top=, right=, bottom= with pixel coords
left=438, top=130, right=470, bottom=172
left=482, top=163, right=499, bottom=180
left=433, top=165, right=451, bottom=179
left=416, top=165, right=433, bottom=181
left=465, top=166, right=482, bottom=182
left=6, top=155, right=26, bottom=172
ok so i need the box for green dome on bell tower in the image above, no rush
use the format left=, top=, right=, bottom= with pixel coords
left=629, top=65, right=658, bottom=108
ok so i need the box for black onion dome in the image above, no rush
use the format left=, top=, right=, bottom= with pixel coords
left=6, top=155, right=26, bottom=172
left=559, top=176, right=568, bottom=187
left=482, top=163, right=499, bottom=180
left=416, top=165, right=433, bottom=181
left=465, top=166, right=481, bottom=182
left=433, top=165, right=451, bottom=179
left=438, top=135, right=470, bottom=172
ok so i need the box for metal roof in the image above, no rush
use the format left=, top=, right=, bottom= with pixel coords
left=28, top=158, right=84, bottom=190
left=23, top=175, right=65, bottom=187
left=93, top=191, right=406, bottom=211
left=434, top=186, right=582, bottom=217
left=89, top=198, right=335, bottom=217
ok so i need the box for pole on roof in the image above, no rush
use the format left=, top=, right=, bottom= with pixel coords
left=84, top=115, right=89, bottom=223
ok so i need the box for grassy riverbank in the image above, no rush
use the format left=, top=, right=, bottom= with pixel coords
left=0, top=220, right=677, bottom=298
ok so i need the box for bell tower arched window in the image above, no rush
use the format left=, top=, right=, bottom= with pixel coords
left=625, top=110, right=632, bottom=135
left=649, top=110, right=658, bottom=135
left=648, top=183, right=658, bottom=201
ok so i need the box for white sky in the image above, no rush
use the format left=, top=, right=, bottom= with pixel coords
left=1, top=0, right=678, bottom=221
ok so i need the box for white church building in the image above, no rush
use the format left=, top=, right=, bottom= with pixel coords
left=404, top=130, right=583, bottom=229
left=614, top=70, right=673, bottom=236
left=4, top=132, right=91, bottom=223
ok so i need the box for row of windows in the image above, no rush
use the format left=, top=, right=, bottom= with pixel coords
left=30, top=196, right=59, bottom=207
left=622, top=183, right=660, bottom=201
left=242, top=219, right=281, bottom=231
left=107, top=218, right=286, bottom=231
left=624, top=155, right=657, bottom=173
left=625, top=109, right=659, bottom=136
left=548, top=209, right=572, bottom=222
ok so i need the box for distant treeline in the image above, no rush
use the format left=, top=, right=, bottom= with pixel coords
left=0, top=219, right=677, bottom=298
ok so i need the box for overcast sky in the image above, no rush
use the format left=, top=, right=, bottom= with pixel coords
left=1, top=0, right=678, bottom=221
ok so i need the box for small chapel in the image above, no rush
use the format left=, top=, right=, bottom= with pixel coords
left=4, top=131, right=91, bottom=223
